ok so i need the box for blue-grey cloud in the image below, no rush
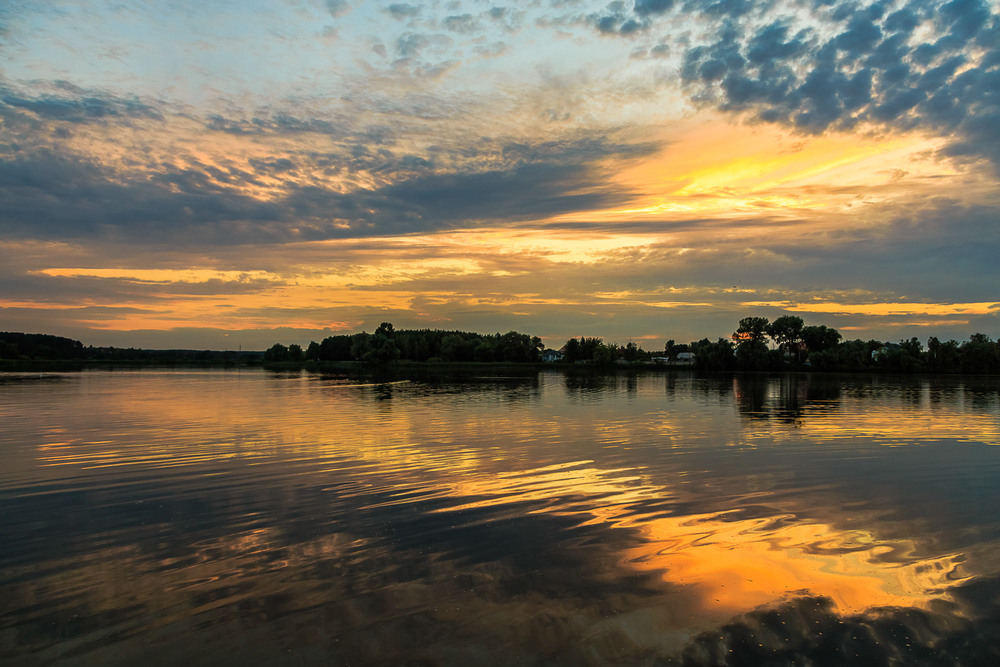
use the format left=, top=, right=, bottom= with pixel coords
left=591, top=1, right=650, bottom=35
left=635, top=0, right=675, bottom=16
left=0, top=151, right=285, bottom=244
left=0, top=136, right=657, bottom=245
left=659, top=0, right=1000, bottom=171
left=386, top=3, right=421, bottom=20
left=443, top=14, right=481, bottom=34
left=203, top=113, right=366, bottom=143
left=325, top=0, right=350, bottom=17
left=248, top=157, right=297, bottom=174
left=756, top=200, right=1000, bottom=301
left=681, top=0, right=756, bottom=18
left=485, top=6, right=523, bottom=32
left=1, top=84, right=161, bottom=123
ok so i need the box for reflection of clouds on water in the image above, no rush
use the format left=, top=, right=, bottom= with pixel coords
left=0, top=477, right=683, bottom=663
left=3, top=465, right=994, bottom=665
left=619, top=509, right=967, bottom=613
left=5, top=370, right=1000, bottom=664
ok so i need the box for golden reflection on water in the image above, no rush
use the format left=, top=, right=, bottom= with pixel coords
left=19, top=372, right=989, bottom=617
left=5, top=370, right=1000, bottom=663
left=729, top=376, right=1000, bottom=446
left=617, top=512, right=967, bottom=616
left=797, top=409, right=1000, bottom=447
left=432, top=460, right=969, bottom=626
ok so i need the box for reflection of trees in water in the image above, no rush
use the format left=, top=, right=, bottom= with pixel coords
left=688, top=376, right=734, bottom=407
left=404, top=377, right=543, bottom=406
left=562, top=371, right=620, bottom=398
left=843, top=375, right=930, bottom=407
left=313, top=370, right=543, bottom=406
left=730, top=375, right=843, bottom=424
left=733, top=376, right=771, bottom=421
left=963, top=378, right=1000, bottom=412
left=562, top=370, right=685, bottom=400
left=839, top=375, right=1000, bottom=414
left=681, top=583, right=1000, bottom=666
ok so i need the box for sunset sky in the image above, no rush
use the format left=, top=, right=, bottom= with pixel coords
left=2, top=0, right=999, bottom=349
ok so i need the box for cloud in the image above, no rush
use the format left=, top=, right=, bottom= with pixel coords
left=0, top=133, right=656, bottom=245
left=0, top=151, right=285, bottom=244
left=282, top=158, right=642, bottom=237
left=635, top=0, right=675, bottom=16
left=248, top=157, right=298, bottom=175
left=1, top=84, right=162, bottom=124
left=443, top=14, right=481, bottom=34
left=325, top=0, right=350, bottom=17
left=385, top=3, right=421, bottom=20
left=667, top=0, right=1000, bottom=171
left=590, top=2, right=651, bottom=35
left=393, top=31, right=455, bottom=63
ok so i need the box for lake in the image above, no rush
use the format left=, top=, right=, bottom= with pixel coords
left=2, top=368, right=1000, bottom=665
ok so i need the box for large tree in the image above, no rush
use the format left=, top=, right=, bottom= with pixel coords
left=733, top=317, right=771, bottom=370
left=734, top=317, right=770, bottom=344
left=768, top=315, right=804, bottom=358
left=801, top=325, right=842, bottom=354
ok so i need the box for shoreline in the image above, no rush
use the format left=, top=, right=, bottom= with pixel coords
left=2, top=358, right=995, bottom=378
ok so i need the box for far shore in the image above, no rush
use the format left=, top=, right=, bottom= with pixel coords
left=3, top=357, right=994, bottom=378
left=1, top=358, right=694, bottom=373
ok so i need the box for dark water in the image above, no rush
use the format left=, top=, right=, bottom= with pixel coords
left=2, top=369, right=1000, bottom=665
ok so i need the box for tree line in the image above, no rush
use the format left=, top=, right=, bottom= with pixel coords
left=682, top=316, right=1000, bottom=374
left=5, top=318, right=998, bottom=374
left=264, top=323, right=544, bottom=365
left=265, top=317, right=1000, bottom=374
left=1, top=332, right=84, bottom=361
left=1, top=332, right=260, bottom=365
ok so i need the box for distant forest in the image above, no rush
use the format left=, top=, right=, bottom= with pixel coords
left=263, top=316, right=1000, bottom=375
left=4, top=317, right=1000, bottom=374
left=0, top=331, right=259, bottom=366
left=264, top=323, right=544, bottom=365
left=1, top=332, right=85, bottom=361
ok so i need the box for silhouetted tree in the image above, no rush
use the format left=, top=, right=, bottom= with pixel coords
left=801, top=325, right=842, bottom=355
left=263, top=343, right=290, bottom=362
left=733, top=317, right=772, bottom=370
left=0, top=332, right=84, bottom=360
left=692, top=337, right=735, bottom=371
left=768, top=315, right=804, bottom=364
left=734, top=317, right=770, bottom=344
left=960, top=334, right=1000, bottom=373
left=593, top=342, right=619, bottom=367
left=440, top=334, right=474, bottom=362
left=314, top=335, right=353, bottom=361
left=473, top=338, right=495, bottom=362
left=361, top=324, right=400, bottom=365
left=927, top=337, right=960, bottom=372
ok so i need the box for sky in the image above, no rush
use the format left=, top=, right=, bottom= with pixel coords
left=2, top=0, right=999, bottom=350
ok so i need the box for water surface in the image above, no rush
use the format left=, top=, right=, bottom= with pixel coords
left=2, top=369, right=1000, bottom=664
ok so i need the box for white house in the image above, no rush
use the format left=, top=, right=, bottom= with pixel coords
left=542, top=349, right=564, bottom=362
left=675, top=352, right=695, bottom=366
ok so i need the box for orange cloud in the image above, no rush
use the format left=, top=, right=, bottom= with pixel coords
left=746, top=301, right=1000, bottom=317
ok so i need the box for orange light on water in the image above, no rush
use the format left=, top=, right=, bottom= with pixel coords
left=615, top=511, right=966, bottom=617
